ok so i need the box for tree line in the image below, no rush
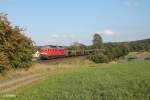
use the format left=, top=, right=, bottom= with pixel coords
left=0, top=14, right=35, bottom=73
left=127, top=39, right=150, bottom=51
left=67, top=33, right=150, bottom=63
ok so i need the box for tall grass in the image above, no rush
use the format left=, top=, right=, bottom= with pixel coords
left=1, top=60, right=150, bottom=100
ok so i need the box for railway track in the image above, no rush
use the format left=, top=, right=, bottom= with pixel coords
left=35, top=55, right=87, bottom=64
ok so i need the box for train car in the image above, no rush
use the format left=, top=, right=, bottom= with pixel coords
left=40, top=45, right=66, bottom=59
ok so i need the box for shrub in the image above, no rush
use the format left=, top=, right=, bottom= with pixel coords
left=0, top=52, right=10, bottom=73
left=88, top=52, right=109, bottom=63
left=144, top=57, right=150, bottom=60
left=127, top=57, right=137, bottom=61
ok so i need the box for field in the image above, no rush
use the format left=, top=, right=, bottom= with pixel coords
left=126, top=52, right=150, bottom=60
left=1, top=60, right=150, bottom=100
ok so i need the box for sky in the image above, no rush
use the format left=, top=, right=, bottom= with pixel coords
left=0, top=0, right=150, bottom=46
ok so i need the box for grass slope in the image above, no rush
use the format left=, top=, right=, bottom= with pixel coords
left=1, top=61, right=150, bottom=100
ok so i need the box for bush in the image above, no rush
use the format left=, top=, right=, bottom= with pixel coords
left=127, top=57, right=137, bottom=61
left=144, top=57, right=150, bottom=60
left=88, top=52, right=109, bottom=63
left=0, top=52, right=10, bottom=73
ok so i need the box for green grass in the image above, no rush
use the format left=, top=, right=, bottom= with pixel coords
left=1, top=60, right=150, bottom=100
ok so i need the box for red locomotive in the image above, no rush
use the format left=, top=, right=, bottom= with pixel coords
left=40, top=45, right=66, bottom=59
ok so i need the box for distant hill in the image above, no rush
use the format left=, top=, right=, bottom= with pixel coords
left=127, top=39, right=150, bottom=51
left=104, top=39, right=150, bottom=52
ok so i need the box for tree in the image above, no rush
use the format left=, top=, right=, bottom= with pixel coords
left=87, top=33, right=109, bottom=63
left=92, top=33, right=103, bottom=49
left=0, top=50, right=10, bottom=73
left=0, top=13, right=35, bottom=73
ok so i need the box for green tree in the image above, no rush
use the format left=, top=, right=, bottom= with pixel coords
left=88, top=33, right=109, bottom=63
left=92, top=33, right=103, bottom=49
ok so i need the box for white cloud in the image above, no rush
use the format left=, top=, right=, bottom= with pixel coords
left=124, top=0, right=140, bottom=7
left=103, top=29, right=117, bottom=36
left=50, top=33, right=74, bottom=38
left=51, top=34, right=59, bottom=38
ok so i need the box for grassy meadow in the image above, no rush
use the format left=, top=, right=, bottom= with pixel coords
left=1, top=59, right=150, bottom=100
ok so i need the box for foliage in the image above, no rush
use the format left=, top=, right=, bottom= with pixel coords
left=128, top=39, right=150, bottom=52
left=103, top=39, right=150, bottom=61
left=88, top=33, right=130, bottom=63
left=0, top=52, right=10, bottom=73
left=0, top=13, right=35, bottom=73
left=88, top=52, right=109, bottom=63
left=92, top=33, right=103, bottom=49
left=127, top=57, right=137, bottom=61
left=88, top=33, right=108, bottom=63
left=3, top=61, right=150, bottom=100
left=104, top=43, right=129, bottom=60
left=144, top=57, right=150, bottom=60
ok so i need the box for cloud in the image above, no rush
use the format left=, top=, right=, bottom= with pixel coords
left=50, top=33, right=74, bottom=38
left=51, top=34, right=59, bottom=38
left=123, top=0, right=140, bottom=7
left=103, top=29, right=118, bottom=36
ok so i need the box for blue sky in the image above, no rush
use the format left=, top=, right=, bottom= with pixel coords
left=0, top=0, right=150, bottom=45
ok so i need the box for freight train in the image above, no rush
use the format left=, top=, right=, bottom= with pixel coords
left=40, top=45, right=66, bottom=59
left=39, top=45, right=95, bottom=60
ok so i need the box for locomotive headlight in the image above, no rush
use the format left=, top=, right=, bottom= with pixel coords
left=40, top=53, right=48, bottom=54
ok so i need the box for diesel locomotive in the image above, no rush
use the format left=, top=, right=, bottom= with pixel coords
left=40, top=45, right=66, bottom=59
